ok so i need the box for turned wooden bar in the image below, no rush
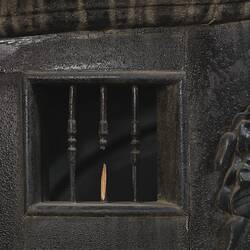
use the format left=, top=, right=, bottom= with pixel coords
left=131, top=85, right=140, bottom=202
left=68, top=85, right=77, bottom=202
left=99, top=86, right=108, bottom=201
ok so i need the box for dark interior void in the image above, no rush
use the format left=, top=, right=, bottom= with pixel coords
left=34, top=84, right=157, bottom=202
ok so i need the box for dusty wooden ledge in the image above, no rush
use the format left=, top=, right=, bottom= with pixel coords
left=26, top=201, right=185, bottom=217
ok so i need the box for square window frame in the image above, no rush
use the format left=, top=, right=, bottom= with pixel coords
left=23, top=70, right=188, bottom=217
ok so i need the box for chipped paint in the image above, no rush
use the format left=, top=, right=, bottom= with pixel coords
left=37, top=0, right=48, bottom=31
left=9, top=0, right=21, bottom=34
left=77, top=0, right=87, bottom=29
left=108, top=0, right=117, bottom=27
left=185, top=217, right=189, bottom=232
left=128, top=0, right=136, bottom=26
left=0, top=1, right=249, bottom=37
left=0, top=0, right=7, bottom=37
left=145, top=0, right=156, bottom=24
left=25, top=0, right=34, bottom=33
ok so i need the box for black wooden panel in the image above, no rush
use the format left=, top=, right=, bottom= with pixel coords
left=0, top=73, right=24, bottom=250
left=157, top=83, right=182, bottom=205
left=0, top=28, right=185, bottom=72
left=0, top=18, right=249, bottom=249
left=186, top=21, right=250, bottom=249
left=24, top=216, right=188, bottom=250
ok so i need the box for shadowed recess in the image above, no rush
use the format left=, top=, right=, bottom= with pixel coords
left=34, top=84, right=157, bottom=202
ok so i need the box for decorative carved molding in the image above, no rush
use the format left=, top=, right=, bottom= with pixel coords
left=216, top=106, right=250, bottom=249
left=0, top=0, right=250, bottom=38
left=216, top=106, right=250, bottom=218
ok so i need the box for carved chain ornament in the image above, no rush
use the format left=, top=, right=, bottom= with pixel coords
left=216, top=106, right=250, bottom=218
left=216, top=106, right=250, bottom=249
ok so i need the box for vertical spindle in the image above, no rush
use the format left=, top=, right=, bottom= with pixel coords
left=99, top=86, right=108, bottom=150
left=68, top=85, right=77, bottom=202
left=131, top=85, right=139, bottom=202
left=99, top=86, right=108, bottom=201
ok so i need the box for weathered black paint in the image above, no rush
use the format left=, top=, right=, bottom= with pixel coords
left=215, top=107, right=250, bottom=249
left=67, top=85, right=77, bottom=202
left=0, top=0, right=250, bottom=38
left=24, top=70, right=185, bottom=207
left=0, top=2, right=249, bottom=249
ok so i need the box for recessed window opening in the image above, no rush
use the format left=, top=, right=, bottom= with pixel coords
left=34, top=83, right=158, bottom=202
